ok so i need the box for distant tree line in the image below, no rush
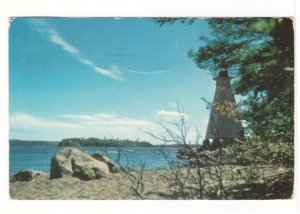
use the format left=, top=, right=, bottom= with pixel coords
left=58, top=137, right=152, bottom=147
left=10, top=140, right=59, bottom=146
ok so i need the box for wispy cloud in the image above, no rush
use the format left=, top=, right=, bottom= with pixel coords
left=10, top=113, right=82, bottom=129
left=121, top=65, right=185, bottom=76
left=156, top=110, right=188, bottom=119
left=121, top=66, right=178, bottom=75
left=9, top=112, right=207, bottom=144
left=93, top=113, right=116, bottom=119
left=29, top=19, right=123, bottom=81
left=60, top=113, right=154, bottom=127
left=93, top=65, right=123, bottom=80
left=48, top=29, right=80, bottom=55
left=29, top=18, right=182, bottom=80
left=60, top=113, right=117, bottom=121
left=10, top=112, right=159, bottom=142
left=154, top=110, right=207, bottom=144
left=59, top=114, right=99, bottom=121
left=78, top=58, right=94, bottom=66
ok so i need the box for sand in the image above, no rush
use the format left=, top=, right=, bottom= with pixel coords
left=10, top=169, right=173, bottom=200
left=9, top=166, right=293, bottom=200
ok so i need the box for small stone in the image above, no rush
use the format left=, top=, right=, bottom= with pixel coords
left=10, top=170, right=48, bottom=182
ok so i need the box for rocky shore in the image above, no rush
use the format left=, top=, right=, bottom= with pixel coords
left=10, top=147, right=293, bottom=200
left=10, top=147, right=173, bottom=199
left=10, top=169, right=173, bottom=200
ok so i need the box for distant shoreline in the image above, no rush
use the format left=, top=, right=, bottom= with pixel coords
left=9, top=139, right=59, bottom=146
left=9, top=139, right=182, bottom=147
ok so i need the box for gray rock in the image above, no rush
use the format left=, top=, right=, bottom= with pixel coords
left=10, top=170, right=48, bottom=182
left=50, top=147, right=109, bottom=180
left=91, top=152, right=121, bottom=173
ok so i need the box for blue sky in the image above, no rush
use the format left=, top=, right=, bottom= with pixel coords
left=9, top=17, right=217, bottom=143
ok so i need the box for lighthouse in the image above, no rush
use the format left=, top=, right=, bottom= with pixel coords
left=205, top=70, right=244, bottom=141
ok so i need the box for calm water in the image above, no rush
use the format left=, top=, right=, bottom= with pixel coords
left=9, top=145, right=180, bottom=176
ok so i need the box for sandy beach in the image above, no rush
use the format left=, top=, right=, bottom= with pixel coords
left=10, top=165, right=293, bottom=200
left=10, top=169, right=173, bottom=200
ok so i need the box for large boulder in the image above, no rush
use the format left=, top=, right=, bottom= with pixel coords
left=90, top=152, right=121, bottom=173
left=10, top=170, right=48, bottom=182
left=50, top=147, right=109, bottom=180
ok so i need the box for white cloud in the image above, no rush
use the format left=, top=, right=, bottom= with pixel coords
left=48, top=30, right=79, bottom=55
left=60, top=113, right=154, bottom=127
left=61, top=113, right=117, bottom=120
left=10, top=112, right=160, bottom=142
left=9, top=112, right=208, bottom=144
left=94, top=113, right=116, bottom=119
left=94, top=65, right=123, bottom=81
left=60, top=114, right=99, bottom=121
left=78, top=58, right=94, bottom=66
left=83, top=119, right=154, bottom=127
left=29, top=19, right=181, bottom=80
left=121, top=66, right=178, bottom=75
left=153, top=110, right=207, bottom=144
left=29, top=19, right=123, bottom=81
left=10, top=113, right=81, bottom=129
left=156, top=110, right=188, bottom=119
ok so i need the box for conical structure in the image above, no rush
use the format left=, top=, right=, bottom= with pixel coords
left=205, top=71, right=244, bottom=140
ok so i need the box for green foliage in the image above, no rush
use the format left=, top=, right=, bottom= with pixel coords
left=154, top=109, right=293, bottom=199
left=193, top=18, right=294, bottom=143
left=213, top=100, right=240, bottom=121
left=157, top=18, right=294, bottom=143
left=154, top=18, right=195, bottom=26
left=173, top=137, right=293, bottom=199
left=58, top=137, right=152, bottom=147
left=225, top=137, right=294, bottom=167
left=177, top=136, right=294, bottom=168
left=9, top=139, right=59, bottom=146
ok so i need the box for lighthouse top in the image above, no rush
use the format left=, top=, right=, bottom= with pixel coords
left=214, top=70, right=232, bottom=80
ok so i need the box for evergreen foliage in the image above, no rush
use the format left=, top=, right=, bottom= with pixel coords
left=58, top=137, right=152, bottom=147
left=156, top=18, right=294, bottom=143
left=154, top=18, right=294, bottom=199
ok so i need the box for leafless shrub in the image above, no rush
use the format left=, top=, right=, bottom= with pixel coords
left=122, top=161, right=146, bottom=199
left=148, top=106, right=209, bottom=199
left=96, top=147, right=147, bottom=199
